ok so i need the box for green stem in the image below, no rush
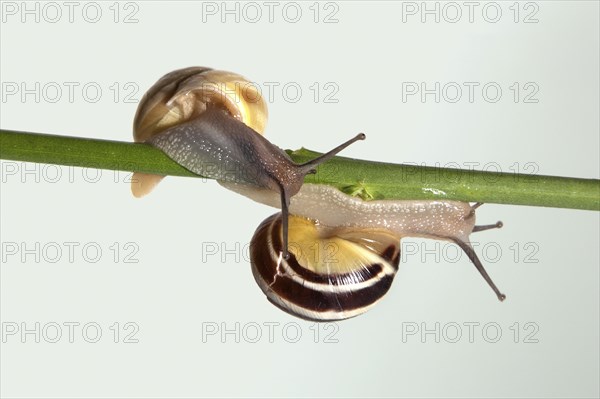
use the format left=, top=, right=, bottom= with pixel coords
left=1, top=129, right=599, bottom=211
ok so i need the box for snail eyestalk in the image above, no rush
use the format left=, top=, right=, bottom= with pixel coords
left=277, top=132, right=366, bottom=259
left=473, top=222, right=504, bottom=232
left=451, top=238, right=506, bottom=302
left=299, top=133, right=366, bottom=175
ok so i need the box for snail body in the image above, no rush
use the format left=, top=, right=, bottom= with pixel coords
left=222, top=182, right=477, bottom=241
left=133, top=67, right=505, bottom=321
left=146, top=106, right=363, bottom=198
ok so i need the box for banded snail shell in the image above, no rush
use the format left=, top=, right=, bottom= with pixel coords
left=251, top=213, right=401, bottom=321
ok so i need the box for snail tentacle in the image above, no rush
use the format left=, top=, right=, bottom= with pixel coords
left=473, top=221, right=503, bottom=232
left=449, top=238, right=506, bottom=301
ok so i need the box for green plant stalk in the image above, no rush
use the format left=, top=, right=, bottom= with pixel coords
left=1, top=129, right=599, bottom=211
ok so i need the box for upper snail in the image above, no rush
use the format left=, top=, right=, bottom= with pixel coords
left=131, top=67, right=269, bottom=197
left=132, top=67, right=505, bottom=321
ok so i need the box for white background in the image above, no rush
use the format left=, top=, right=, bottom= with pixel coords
left=1, top=1, right=599, bottom=398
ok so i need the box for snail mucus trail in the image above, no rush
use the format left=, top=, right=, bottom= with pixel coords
left=131, top=66, right=506, bottom=321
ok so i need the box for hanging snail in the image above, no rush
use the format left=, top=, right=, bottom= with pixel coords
left=132, top=66, right=505, bottom=321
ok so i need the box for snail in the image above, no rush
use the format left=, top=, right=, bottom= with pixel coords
left=132, top=66, right=364, bottom=259
left=131, top=67, right=269, bottom=196
left=132, top=67, right=505, bottom=321
left=234, top=183, right=504, bottom=321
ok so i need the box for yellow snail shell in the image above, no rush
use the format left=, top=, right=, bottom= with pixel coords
left=251, top=212, right=401, bottom=321
left=131, top=67, right=268, bottom=197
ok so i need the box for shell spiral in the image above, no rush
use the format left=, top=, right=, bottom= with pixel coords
left=251, top=213, right=401, bottom=321
left=133, top=66, right=268, bottom=141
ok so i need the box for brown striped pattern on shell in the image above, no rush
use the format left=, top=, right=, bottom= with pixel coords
left=250, top=213, right=401, bottom=321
